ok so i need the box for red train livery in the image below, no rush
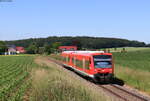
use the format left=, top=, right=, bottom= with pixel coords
left=60, top=51, right=114, bottom=82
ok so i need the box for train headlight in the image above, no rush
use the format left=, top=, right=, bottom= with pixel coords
left=109, top=69, right=112, bottom=72
left=102, top=69, right=105, bottom=72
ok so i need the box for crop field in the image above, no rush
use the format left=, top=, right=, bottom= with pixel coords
left=113, top=48, right=150, bottom=94
left=0, top=55, right=35, bottom=101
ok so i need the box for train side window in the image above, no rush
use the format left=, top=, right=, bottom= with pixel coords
left=68, top=57, right=71, bottom=62
left=66, top=57, right=68, bottom=62
left=85, top=60, right=90, bottom=69
left=76, top=59, right=83, bottom=68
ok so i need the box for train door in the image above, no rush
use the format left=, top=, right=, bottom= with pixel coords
left=69, top=54, right=74, bottom=67
left=82, top=58, right=86, bottom=72
left=89, top=56, right=95, bottom=74
left=66, top=55, right=69, bottom=65
left=73, top=56, right=76, bottom=68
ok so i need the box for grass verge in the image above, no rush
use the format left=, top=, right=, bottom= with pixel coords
left=115, top=65, right=150, bottom=95
left=113, top=49, right=150, bottom=95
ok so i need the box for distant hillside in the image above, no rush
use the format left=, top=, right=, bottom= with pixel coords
left=5, top=36, right=146, bottom=49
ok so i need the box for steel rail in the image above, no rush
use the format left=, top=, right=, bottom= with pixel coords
left=98, top=85, right=129, bottom=101
left=110, top=84, right=148, bottom=101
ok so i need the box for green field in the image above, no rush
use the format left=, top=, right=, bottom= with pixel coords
left=113, top=48, right=150, bottom=94
left=0, top=55, right=35, bottom=101
left=106, top=47, right=150, bottom=52
left=0, top=55, right=110, bottom=101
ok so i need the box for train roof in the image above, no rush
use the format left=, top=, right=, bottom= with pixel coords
left=62, top=51, right=112, bottom=56
left=63, top=51, right=104, bottom=54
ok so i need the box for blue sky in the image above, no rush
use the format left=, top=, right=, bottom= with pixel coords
left=0, top=0, right=150, bottom=43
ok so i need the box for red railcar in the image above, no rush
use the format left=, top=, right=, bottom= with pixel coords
left=61, top=51, right=114, bottom=82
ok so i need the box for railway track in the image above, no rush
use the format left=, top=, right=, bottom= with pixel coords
left=99, top=84, right=149, bottom=101
left=48, top=57, right=150, bottom=101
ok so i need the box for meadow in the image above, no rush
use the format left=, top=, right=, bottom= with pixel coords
left=106, top=47, right=150, bottom=52
left=113, top=48, right=150, bottom=94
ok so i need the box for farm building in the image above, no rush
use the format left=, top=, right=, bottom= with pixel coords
left=7, top=47, right=17, bottom=55
left=5, top=46, right=26, bottom=55
left=16, top=47, right=26, bottom=53
left=59, top=46, right=77, bottom=51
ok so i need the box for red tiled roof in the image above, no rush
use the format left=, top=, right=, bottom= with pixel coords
left=59, top=46, right=77, bottom=49
left=59, top=46, right=77, bottom=51
left=16, top=47, right=26, bottom=53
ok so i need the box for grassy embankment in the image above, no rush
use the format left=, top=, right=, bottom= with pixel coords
left=30, top=56, right=111, bottom=101
left=113, top=48, right=150, bottom=95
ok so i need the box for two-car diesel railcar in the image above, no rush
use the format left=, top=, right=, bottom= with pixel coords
left=60, top=51, right=114, bottom=82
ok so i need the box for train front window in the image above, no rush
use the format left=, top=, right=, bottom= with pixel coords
left=93, top=55, right=112, bottom=68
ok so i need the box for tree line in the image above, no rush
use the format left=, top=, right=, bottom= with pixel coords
left=0, top=41, right=7, bottom=55
left=25, top=42, right=61, bottom=54
left=0, top=36, right=149, bottom=54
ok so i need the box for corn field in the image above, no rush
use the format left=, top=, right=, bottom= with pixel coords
left=0, top=56, right=34, bottom=101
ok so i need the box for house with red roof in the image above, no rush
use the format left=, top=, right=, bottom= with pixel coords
left=5, top=46, right=26, bottom=55
left=16, top=47, right=26, bottom=54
